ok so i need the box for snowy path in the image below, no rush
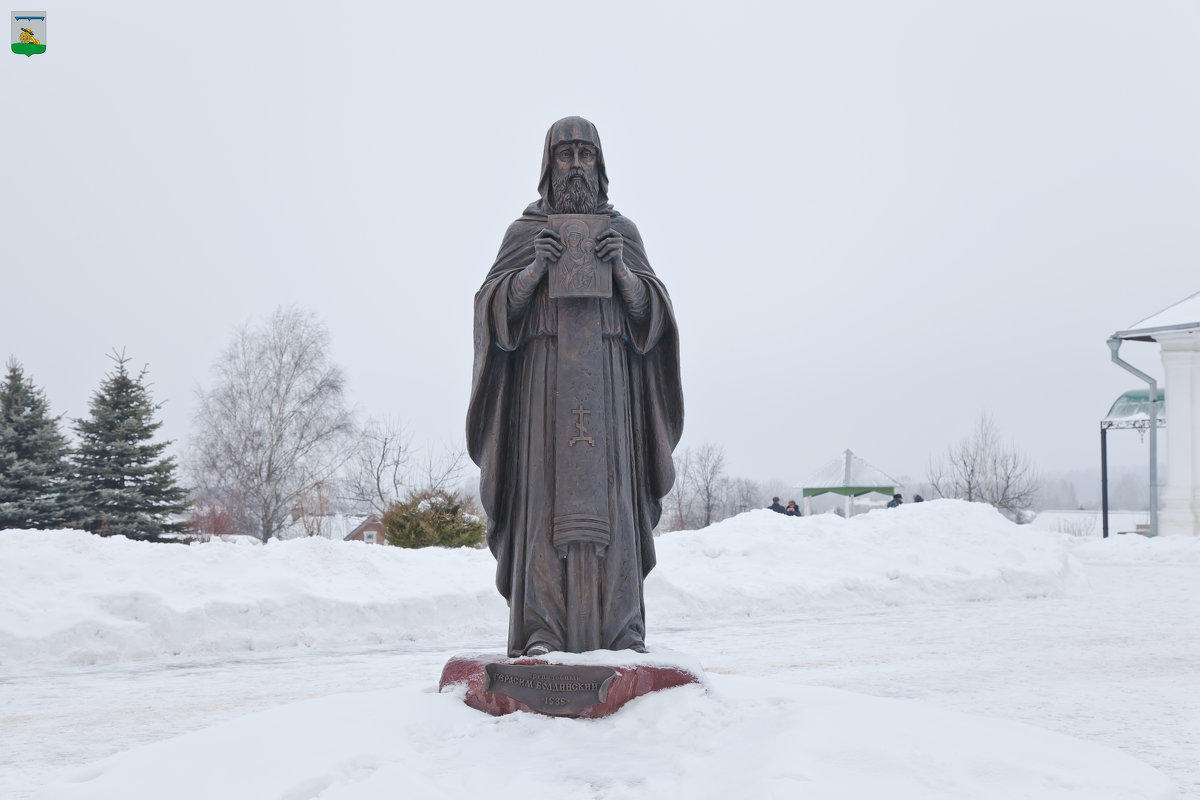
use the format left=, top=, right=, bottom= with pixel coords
left=665, top=563, right=1200, bottom=798
left=0, top=638, right=491, bottom=799
left=0, top=561, right=1195, bottom=796
left=3, top=560, right=1197, bottom=799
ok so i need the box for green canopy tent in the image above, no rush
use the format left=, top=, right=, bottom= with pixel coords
left=801, top=449, right=899, bottom=517
left=1100, top=388, right=1164, bottom=538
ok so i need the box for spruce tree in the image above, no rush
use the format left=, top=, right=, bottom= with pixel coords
left=382, top=488, right=486, bottom=549
left=0, top=359, right=85, bottom=529
left=73, top=352, right=190, bottom=540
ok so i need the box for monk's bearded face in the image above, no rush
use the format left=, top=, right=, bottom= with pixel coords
left=551, top=141, right=600, bottom=214
left=553, top=168, right=599, bottom=214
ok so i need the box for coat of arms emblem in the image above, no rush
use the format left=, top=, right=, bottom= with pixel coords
left=11, top=10, right=45, bottom=57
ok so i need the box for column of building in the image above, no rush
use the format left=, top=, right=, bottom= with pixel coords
left=1158, top=332, right=1200, bottom=536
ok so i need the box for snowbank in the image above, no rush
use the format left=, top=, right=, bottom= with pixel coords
left=0, top=530, right=505, bottom=666
left=33, top=675, right=1173, bottom=800
left=1031, top=510, right=1146, bottom=538
left=1072, top=531, right=1200, bottom=564
left=8, top=500, right=1189, bottom=800
left=649, top=501, right=1079, bottom=622
left=1026, top=509, right=1200, bottom=563
left=2, top=500, right=1081, bottom=666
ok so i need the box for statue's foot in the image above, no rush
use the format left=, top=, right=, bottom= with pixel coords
left=524, top=643, right=552, bottom=656
left=629, top=642, right=648, bottom=654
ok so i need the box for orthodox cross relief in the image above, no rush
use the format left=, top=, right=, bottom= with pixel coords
left=569, top=404, right=595, bottom=447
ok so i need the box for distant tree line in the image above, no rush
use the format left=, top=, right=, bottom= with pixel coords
left=2, top=307, right=484, bottom=550
left=663, top=415, right=1048, bottom=532
left=187, top=307, right=481, bottom=547
left=0, top=353, right=189, bottom=540
left=927, top=413, right=1039, bottom=517
left=661, top=443, right=766, bottom=532
left=645, top=414, right=1139, bottom=532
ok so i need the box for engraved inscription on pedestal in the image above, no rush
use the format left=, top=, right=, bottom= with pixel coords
left=484, top=663, right=616, bottom=716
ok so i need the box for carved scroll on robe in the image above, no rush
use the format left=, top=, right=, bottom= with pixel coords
left=548, top=214, right=613, bottom=652
left=550, top=215, right=613, bottom=557
left=550, top=213, right=613, bottom=558
left=553, top=292, right=609, bottom=557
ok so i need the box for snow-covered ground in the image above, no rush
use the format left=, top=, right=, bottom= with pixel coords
left=2, top=500, right=1197, bottom=799
left=1030, top=508, right=1150, bottom=538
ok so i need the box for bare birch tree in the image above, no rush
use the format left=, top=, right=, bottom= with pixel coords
left=928, top=413, right=1038, bottom=514
left=688, top=443, right=727, bottom=528
left=189, top=307, right=356, bottom=542
left=661, top=443, right=735, bottom=530
left=296, top=480, right=338, bottom=538
left=413, top=443, right=469, bottom=498
left=727, top=476, right=761, bottom=517
left=663, top=447, right=694, bottom=531
left=345, top=417, right=412, bottom=516
left=345, top=418, right=468, bottom=517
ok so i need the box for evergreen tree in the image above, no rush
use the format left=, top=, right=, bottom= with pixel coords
left=382, top=488, right=486, bottom=549
left=73, top=352, right=190, bottom=540
left=0, top=359, right=85, bottom=529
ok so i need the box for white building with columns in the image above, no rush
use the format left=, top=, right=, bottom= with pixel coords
left=1111, top=291, right=1200, bottom=536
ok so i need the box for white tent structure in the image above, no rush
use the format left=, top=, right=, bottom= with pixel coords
left=800, top=449, right=900, bottom=517
left=1110, top=290, right=1200, bottom=536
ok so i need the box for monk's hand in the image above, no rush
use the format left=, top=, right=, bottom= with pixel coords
left=532, top=228, right=563, bottom=277
left=597, top=229, right=626, bottom=275
left=509, top=229, right=561, bottom=313
left=600, top=228, right=647, bottom=317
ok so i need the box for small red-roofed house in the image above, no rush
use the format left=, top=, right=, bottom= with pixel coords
left=344, top=515, right=386, bottom=545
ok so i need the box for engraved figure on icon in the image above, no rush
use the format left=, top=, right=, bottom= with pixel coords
left=562, top=222, right=597, bottom=292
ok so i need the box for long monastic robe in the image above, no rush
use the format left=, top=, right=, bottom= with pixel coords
left=467, top=121, right=683, bottom=657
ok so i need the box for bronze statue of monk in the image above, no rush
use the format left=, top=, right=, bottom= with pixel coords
left=467, top=117, right=684, bottom=657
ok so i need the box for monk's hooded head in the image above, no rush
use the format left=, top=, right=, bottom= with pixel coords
left=538, top=116, right=609, bottom=214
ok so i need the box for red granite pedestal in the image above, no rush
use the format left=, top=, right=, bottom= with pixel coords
left=440, top=654, right=704, bottom=719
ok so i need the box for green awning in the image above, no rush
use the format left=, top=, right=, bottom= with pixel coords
left=1102, top=388, right=1164, bottom=430
left=800, top=450, right=899, bottom=500
left=802, top=486, right=894, bottom=498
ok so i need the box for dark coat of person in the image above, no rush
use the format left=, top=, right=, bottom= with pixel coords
left=768, top=499, right=786, bottom=514
left=466, top=118, right=683, bottom=657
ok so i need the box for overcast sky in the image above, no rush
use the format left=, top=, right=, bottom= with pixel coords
left=3, top=0, right=1198, bottom=492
